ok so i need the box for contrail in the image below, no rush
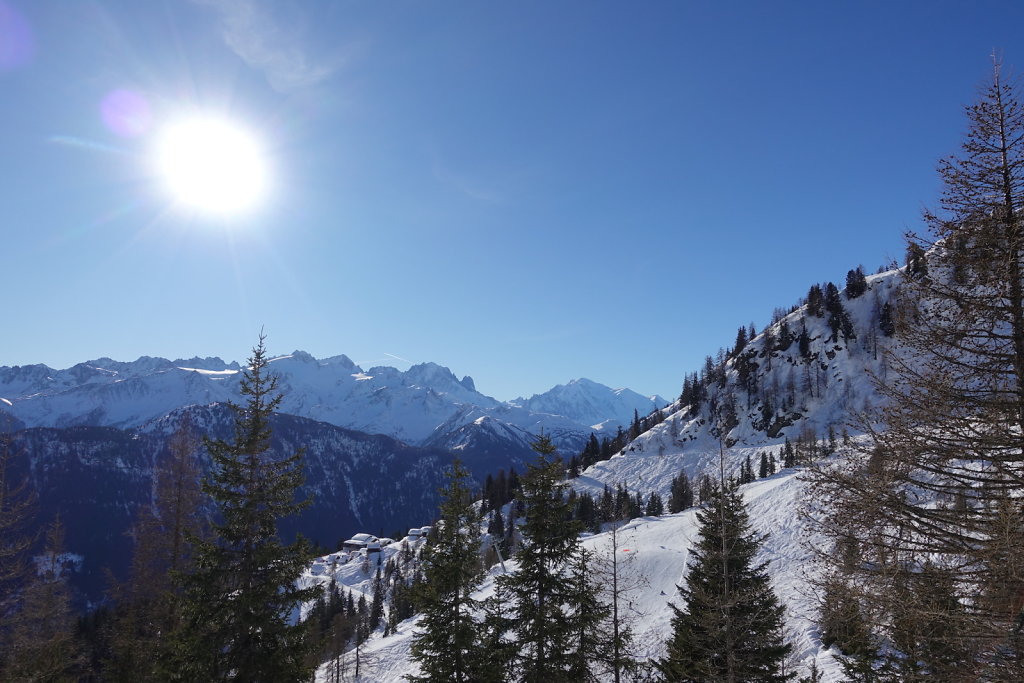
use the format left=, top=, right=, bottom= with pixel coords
left=383, top=352, right=413, bottom=364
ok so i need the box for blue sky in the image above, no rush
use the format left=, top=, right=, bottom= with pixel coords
left=2, top=0, right=1022, bottom=402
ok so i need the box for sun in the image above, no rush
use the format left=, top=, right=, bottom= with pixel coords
left=154, top=116, right=269, bottom=216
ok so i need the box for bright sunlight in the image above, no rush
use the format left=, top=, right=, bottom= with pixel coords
left=155, top=117, right=268, bottom=216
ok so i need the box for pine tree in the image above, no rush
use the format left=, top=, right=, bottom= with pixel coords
left=173, top=334, right=320, bottom=682
left=645, top=491, right=665, bottom=517
left=658, top=482, right=792, bottom=682
left=845, top=267, right=868, bottom=298
left=668, top=471, right=694, bottom=513
left=407, top=459, right=486, bottom=683
left=489, top=434, right=597, bottom=680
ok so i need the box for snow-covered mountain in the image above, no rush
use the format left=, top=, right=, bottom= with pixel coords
left=510, top=377, right=665, bottom=432
left=0, top=352, right=652, bottom=453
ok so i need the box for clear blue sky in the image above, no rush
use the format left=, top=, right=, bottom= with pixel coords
left=2, top=0, right=1021, bottom=401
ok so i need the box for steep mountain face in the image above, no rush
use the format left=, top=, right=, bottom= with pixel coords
left=511, top=377, right=666, bottom=431
left=8, top=405, right=456, bottom=601
left=614, top=268, right=899, bottom=481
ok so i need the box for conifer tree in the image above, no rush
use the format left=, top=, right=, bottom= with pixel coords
left=407, top=459, right=486, bottom=683
left=645, top=491, right=665, bottom=517
left=490, top=434, right=599, bottom=680
left=658, top=482, right=791, bottom=682
left=173, top=334, right=320, bottom=682
left=668, top=471, right=694, bottom=513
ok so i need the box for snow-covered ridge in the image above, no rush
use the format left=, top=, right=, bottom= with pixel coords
left=0, top=352, right=657, bottom=450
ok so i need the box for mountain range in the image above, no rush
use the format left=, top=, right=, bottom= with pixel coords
left=0, top=352, right=663, bottom=600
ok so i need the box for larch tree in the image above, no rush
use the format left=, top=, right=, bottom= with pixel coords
left=173, top=334, right=320, bottom=682
left=4, top=516, right=85, bottom=682
left=658, top=481, right=791, bottom=682
left=808, top=59, right=1024, bottom=678
left=0, top=431, right=35, bottom=674
left=107, top=418, right=206, bottom=682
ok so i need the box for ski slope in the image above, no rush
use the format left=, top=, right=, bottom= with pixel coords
left=309, top=465, right=846, bottom=682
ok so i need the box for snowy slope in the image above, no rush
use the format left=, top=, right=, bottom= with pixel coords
left=305, top=463, right=845, bottom=682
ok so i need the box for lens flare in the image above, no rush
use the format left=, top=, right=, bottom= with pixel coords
left=0, top=1, right=34, bottom=70
left=101, top=89, right=152, bottom=137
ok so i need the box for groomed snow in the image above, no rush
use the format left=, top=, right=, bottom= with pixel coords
left=310, top=463, right=845, bottom=682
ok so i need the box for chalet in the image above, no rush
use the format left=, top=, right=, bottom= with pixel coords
left=342, top=533, right=378, bottom=552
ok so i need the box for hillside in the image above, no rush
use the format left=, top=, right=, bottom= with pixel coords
left=305, top=465, right=845, bottom=682
left=300, top=267, right=905, bottom=681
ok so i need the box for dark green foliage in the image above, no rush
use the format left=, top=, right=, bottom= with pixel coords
left=407, top=459, right=486, bottom=683
left=489, top=434, right=604, bottom=680
left=739, top=455, right=756, bottom=484
left=733, top=325, right=749, bottom=357
left=806, top=284, right=825, bottom=317
left=845, top=267, right=868, bottom=298
left=697, top=474, right=715, bottom=505
left=0, top=433, right=35, bottom=676
left=173, top=335, right=320, bottom=682
left=658, top=482, right=792, bottom=682
left=645, top=492, right=664, bottom=517
left=878, top=302, right=895, bottom=337
left=668, top=472, right=694, bottom=513
left=824, top=282, right=856, bottom=341
left=797, top=322, right=811, bottom=358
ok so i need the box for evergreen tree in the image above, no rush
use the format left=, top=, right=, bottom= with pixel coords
left=845, top=267, right=868, bottom=298
left=645, top=491, right=665, bottom=517
left=173, top=334, right=320, bottom=682
left=566, top=547, right=610, bottom=683
left=489, top=434, right=598, bottom=681
left=407, top=459, right=487, bottom=683
left=806, top=284, right=825, bottom=317
left=658, top=482, right=792, bottom=682
left=369, top=567, right=385, bottom=632
left=668, top=472, right=694, bottom=513
left=878, top=301, right=896, bottom=337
